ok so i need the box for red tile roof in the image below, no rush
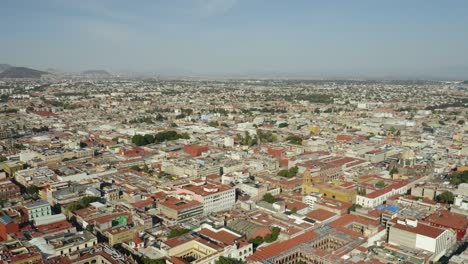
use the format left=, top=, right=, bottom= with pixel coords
left=390, top=219, right=445, bottom=239
left=198, top=228, right=241, bottom=246
left=247, top=230, right=317, bottom=261
left=159, top=197, right=202, bottom=211
left=305, top=209, right=337, bottom=222
left=425, top=210, right=468, bottom=231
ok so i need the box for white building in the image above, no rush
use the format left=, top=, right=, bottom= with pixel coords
left=175, top=180, right=236, bottom=215
left=388, top=218, right=456, bottom=261
left=356, top=181, right=408, bottom=208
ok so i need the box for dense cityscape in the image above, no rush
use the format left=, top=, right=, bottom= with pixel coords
left=2, top=0, right=468, bottom=263
left=0, top=74, right=467, bottom=264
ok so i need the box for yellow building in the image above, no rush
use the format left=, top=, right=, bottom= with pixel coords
left=2, top=161, right=24, bottom=177
left=302, top=169, right=356, bottom=203
left=168, top=239, right=220, bottom=261
left=104, top=225, right=144, bottom=246
left=308, top=126, right=321, bottom=135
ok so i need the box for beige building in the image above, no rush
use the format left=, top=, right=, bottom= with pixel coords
left=104, top=225, right=144, bottom=246
left=164, top=223, right=253, bottom=263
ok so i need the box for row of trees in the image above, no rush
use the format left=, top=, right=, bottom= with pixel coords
left=436, top=191, right=455, bottom=204
left=248, top=226, right=281, bottom=247
left=257, top=130, right=277, bottom=143
left=286, top=134, right=303, bottom=145
left=448, top=171, right=468, bottom=186
left=278, top=166, right=299, bottom=178
left=167, top=227, right=190, bottom=238
left=132, top=131, right=190, bottom=146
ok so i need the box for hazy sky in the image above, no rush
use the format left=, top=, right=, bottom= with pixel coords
left=1, top=0, right=468, bottom=78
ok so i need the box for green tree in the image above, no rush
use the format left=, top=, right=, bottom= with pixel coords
left=448, top=171, right=468, bottom=186
left=144, top=134, right=155, bottom=144
left=457, top=119, right=465, bottom=125
left=208, top=121, right=219, bottom=127
left=278, top=123, right=288, bottom=128
left=0, top=155, right=7, bottom=162
left=290, top=207, right=298, bottom=214
left=348, top=203, right=362, bottom=213
left=85, top=224, right=94, bottom=232
left=264, top=227, right=281, bottom=243
left=436, top=191, right=455, bottom=204
left=215, top=256, right=245, bottom=264
left=81, top=196, right=101, bottom=207
left=263, top=193, right=277, bottom=204
left=26, top=185, right=40, bottom=195
left=249, top=236, right=264, bottom=247
left=132, top=134, right=147, bottom=146
left=375, top=180, right=386, bottom=188
left=389, top=167, right=399, bottom=176
left=278, top=166, right=299, bottom=178
left=286, top=135, right=302, bottom=145
left=357, top=188, right=367, bottom=195
left=142, top=257, right=166, bottom=264
left=168, top=228, right=190, bottom=238
left=65, top=203, right=83, bottom=213
left=130, top=165, right=142, bottom=171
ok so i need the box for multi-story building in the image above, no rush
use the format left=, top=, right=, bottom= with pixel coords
left=425, top=210, right=468, bottom=241
left=36, top=148, right=94, bottom=164
left=164, top=223, right=253, bottom=263
left=0, top=126, right=14, bottom=140
left=104, top=225, right=144, bottom=246
left=0, top=180, right=21, bottom=201
left=388, top=218, right=457, bottom=261
left=102, top=185, right=120, bottom=202
left=175, top=180, right=235, bottom=215
left=158, top=196, right=204, bottom=223
left=355, top=176, right=411, bottom=208
left=29, top=231, right=97, bottom=257
left=1, top=161, right=24, bottom=177
left=162, top=159, right=220, bottom=179
left=24, top=200, right=52, bottom=221
left=14, top=167, right=56, bottom=187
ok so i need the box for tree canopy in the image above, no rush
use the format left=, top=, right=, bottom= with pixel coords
left=132, top=131, right=190, bottom=146
left=348, top=203, right=362, bottom=213
left=142, top=257, right=166, bottom=264
left=286, top=135, right=302, bottom=145
left=264, top=226, right=281, bottom=243
left=436, top=191, right=455, bottom=204
left=278, top=166, right=299, bottom=178
left=26, top=185, right=40, bottom=195
left=215, top=256, right=245, bottom=264
left=263, top=193, right=277, bottom=204
left=448, top=171, right=468, bottom=186
left=375, top=180, right=386, bottom=188
left=389, top=167, right=399, bottom=176
left=168, top=228, right=190, bottom=238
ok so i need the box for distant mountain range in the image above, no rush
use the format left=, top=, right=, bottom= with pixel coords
left=0, top=64, right=12, bottom=73
left=0, top=66, right=48, bottom=79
